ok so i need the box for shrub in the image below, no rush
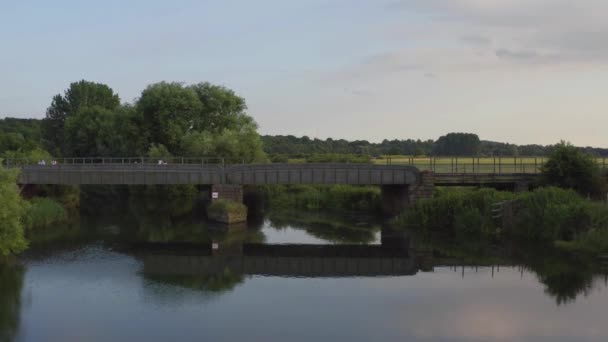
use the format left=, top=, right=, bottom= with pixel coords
left=0, top=168, right=28, bottom=255
left=397, top=186, right=608, bottom=245
left=23, top=197, right=67, bottom=229
left=257, top=184, right=381, bottom=213
left=207, top=199, right=247, bottom=218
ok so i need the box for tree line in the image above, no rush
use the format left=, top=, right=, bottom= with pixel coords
left=262, top=133, right=608, bottom=158
left=1, top=80, right=266, bottom=163
left=2, top=84, right=608, bottom=159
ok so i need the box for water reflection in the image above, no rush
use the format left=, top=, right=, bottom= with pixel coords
left=7, top=207, right=608, bottom=341
left=0, top=261, right=24, bottom=342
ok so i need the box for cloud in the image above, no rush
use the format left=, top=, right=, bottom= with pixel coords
left=381, top=0, right=608, bottom=67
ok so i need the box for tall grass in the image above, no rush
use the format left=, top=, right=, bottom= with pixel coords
left=23, top=197, right=68, bottom=229
left=396, top=187, right=608, bottom=254
left=207, top=199, right=247, bottom=218
left=258, top=184, right=382, bottom=213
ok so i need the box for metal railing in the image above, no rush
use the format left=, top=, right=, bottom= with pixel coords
left=2, top=157, right=246, bottom=168
left=382, top=156, right=608, bottom=174
left=4, top=156, right=608, bottom=175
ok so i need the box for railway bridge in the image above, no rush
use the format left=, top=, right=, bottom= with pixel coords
left=7, top=158, right=541, bottom=214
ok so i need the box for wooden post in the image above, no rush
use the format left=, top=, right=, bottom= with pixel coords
left=499, top=157, right=502, bottom=174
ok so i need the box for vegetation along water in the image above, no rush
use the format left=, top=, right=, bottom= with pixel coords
left=1, top=80, right=608, bottom=341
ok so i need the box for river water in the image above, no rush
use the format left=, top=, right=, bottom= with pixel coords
left=2, top=210, right=608, bottom=342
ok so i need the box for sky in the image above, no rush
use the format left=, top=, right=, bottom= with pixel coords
left=1, top=0, right=607, bottom=147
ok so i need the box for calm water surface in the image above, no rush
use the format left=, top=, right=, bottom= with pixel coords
left=2, top=211, right=608, bottom=342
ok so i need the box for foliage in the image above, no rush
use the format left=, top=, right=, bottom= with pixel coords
left=541, top=141, right=606, bottom=197
left=138, top=82, right=202, bottom=153
left=0, top=261, right=24, bottom=342
left=398, top=188, right=514, bottom=236
left=42, top=80, right=121, bottom=155
left=433, top=133, right=481, bottom=156
left=0, top=118, right=42, bottom=154
left=207, top=199, right=247, bottom=218
left=189, top=82, right=248, bottom=133
left=397, top=187, right=608, bottom=253
left=258, top=184, right=382, bottom=213
left=0, top=168, right=28, bottom=256
left=147, top=143, right=172, bottom=160
left=262, top=134, right=608, bottom=158
left=23, top=197, right=68, bottom=230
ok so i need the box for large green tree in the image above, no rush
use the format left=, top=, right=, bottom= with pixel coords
left=42, top=80, right=120, bottom=155
left=188, top=82, right=247, bottom=132
left=137, top=82, right=201, bottom=153
left=541, top=141, right=606, bottom=197
left=433, top=133, right=481, bottom=156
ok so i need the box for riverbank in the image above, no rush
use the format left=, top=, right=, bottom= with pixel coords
left=396, top=187, right=608, bottom=257
left=255, top=184, right=382, bottom=214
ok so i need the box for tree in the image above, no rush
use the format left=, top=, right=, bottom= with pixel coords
left=0, top=167, right=27, bottom=256
left=42, top=80, right=120, bottom=155
left=433, top=133, right=481, bottom=156
left=137, top=82, right=201, bottom=153
left=188, top=82, right=247, bottom=133
left=541, top=141, right=606, bottom=197
left=64, top=107, right=122, bottom=157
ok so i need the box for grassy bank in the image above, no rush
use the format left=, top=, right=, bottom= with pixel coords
left=207, top=199, right=248, bottom=223
left=257, top=184, right=382, bottom=213
left=397, top=187, right=608, bottom=256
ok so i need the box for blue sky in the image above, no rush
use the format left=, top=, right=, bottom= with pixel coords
left=1, top=0, right=607, bottom=146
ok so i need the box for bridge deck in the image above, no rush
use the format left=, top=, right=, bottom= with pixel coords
left=17, top=163, right=420, bottom=185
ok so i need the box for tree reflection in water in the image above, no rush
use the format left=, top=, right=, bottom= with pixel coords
left=0, top=260, right=24, bottom=342
left=409, top=229, right=607, bottom=306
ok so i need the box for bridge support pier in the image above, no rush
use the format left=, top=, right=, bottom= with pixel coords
left=211, top=184, right=244, bottom=203
left=381, top=171, right=434, bottom=216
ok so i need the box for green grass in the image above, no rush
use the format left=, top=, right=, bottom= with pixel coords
left=282, top=154, right=606, bottom=173
left=207, top=199, right=247, bottom=218
left=396, top=187, right=608, bottom=256
left=23, top=197, right=67, bottom=229
left=258, top=184, right=382, bottom=213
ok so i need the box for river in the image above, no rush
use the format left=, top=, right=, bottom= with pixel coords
left=2, top=210, right=608, bottom=342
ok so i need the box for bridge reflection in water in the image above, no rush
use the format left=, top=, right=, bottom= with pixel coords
left=132, top=227, right=419, bottom=278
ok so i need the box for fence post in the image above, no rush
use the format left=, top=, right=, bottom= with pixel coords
left=499, top=157, right=502, bottom=174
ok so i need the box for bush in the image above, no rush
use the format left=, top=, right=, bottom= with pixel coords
left=541, top=141, right=606, bottom=198
left=258, top=184, right=381, bottom=213
left=397, top=187, right=608, bottom=245
left=0, top=168, right=28, bottom=255
left=397, top=188, right=514, bottom=235
left=23, top=197, right=68, bottom=229
left=207, top=199, right=247, bottom=218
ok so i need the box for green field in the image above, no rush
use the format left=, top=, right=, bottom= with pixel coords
left=287, top=155, right=608, bottom=174
left=376, top=156, right=608, bottom=173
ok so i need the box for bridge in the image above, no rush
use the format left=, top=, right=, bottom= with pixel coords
left=6, top=157, right=546, bottom=214
left=132, top=227, right=414, bottom=278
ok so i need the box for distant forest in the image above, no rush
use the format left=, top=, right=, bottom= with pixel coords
left=1, top=117, right=607, bottom=158
left=261, top=133, right=608, bottom=157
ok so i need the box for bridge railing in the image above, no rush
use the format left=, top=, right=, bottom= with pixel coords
left=4, top=156, right=608, bottom=175
left=2, top=157, right=250, bottom=168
